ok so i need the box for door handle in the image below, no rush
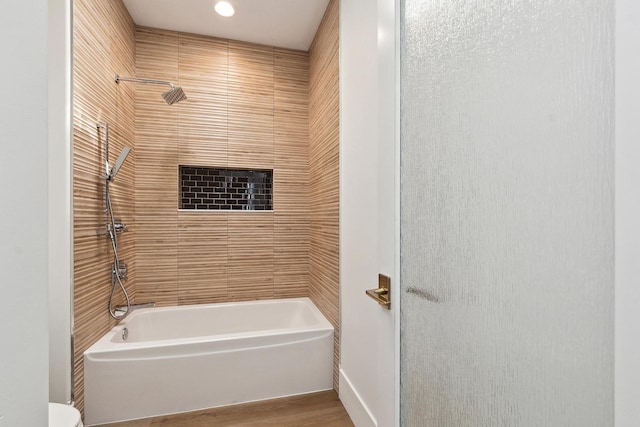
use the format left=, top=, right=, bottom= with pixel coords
left=366, top=274, right=391, bottom=309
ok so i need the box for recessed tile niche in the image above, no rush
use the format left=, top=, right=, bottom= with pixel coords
left=179, top=166, right=273, bottom=210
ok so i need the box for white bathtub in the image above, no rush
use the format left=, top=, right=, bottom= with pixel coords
left=83, top=297, right=334, bottom=426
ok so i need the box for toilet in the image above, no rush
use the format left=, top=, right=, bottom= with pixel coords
left=49, top=403, right=83, bottom=427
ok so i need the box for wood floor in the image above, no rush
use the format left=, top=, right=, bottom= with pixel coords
left=96, top=391, right=354, bottom=427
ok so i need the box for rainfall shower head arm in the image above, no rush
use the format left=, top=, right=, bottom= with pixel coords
left=115, top=73, right=187, bottom=105
left=114, top=74, right=175, bottom=90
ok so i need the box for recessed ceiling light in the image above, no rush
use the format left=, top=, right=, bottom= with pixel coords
left=214, top=1, right=235, bottom=17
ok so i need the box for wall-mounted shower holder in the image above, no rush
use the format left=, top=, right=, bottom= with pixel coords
left=97, top=219, right=128, bottom=237
left=107, top=220, right=128, bottom=235
left=112, top=261, right=128, bottom=283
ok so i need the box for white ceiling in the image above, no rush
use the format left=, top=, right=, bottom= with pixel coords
left=122, top=0, right=330, bottom=51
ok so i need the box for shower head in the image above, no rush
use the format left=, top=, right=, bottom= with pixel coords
left=162, top=86, right=187, bottom=105
left=108, top=147, right=131, bottom=181
left=115, top=74, right=187, bottom=105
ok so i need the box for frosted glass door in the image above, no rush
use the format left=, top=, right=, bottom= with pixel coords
left=399, top=1, right=614, bottom=426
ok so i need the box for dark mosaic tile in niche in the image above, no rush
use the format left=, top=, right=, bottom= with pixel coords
left=179, top=166, right=273, bottom=211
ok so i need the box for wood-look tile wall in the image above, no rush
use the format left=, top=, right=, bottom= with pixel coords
left=73, top=2, right=339, bottom=413
left=134, top=28, right=310, bottom=306
left=72, top=0, right=136, bottom=414
left=309, top=0, right=341, bottom=390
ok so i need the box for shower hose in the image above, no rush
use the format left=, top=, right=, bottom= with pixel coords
left=106, top=181, right=130, bottom=319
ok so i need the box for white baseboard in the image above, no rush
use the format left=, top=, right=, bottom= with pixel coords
left=339, top=369, right=376, bottom=427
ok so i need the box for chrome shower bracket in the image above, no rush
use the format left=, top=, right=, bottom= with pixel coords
left=107, top=219, right=128, bottom=236
left=112, top=261, right=128, bottom=283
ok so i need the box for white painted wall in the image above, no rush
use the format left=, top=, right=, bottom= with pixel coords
left=48, top=0, right=73, bottom=404
left=615, top=0, right=640, bottom=425
left=340, top=1, right=398, bottom=426
left=376, top=0, right=399, bottom=426
left=339, top=0, right=379, bottom=425
left=0, top=1, right=50, bottom=425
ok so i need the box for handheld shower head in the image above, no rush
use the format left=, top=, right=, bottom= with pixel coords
left=108, top=147, right=131, bottom=181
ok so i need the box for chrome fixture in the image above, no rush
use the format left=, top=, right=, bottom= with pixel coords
left=114, top=74, right=187, bottom=105
left=97, top=122, right=132, bottom=320
left=112, top=261, right=128, bottom=282
left=107, top=219, right=128, bottom=235
left=108, top=146, right=131, bottom=181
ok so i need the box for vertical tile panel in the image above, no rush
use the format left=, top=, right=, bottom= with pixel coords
left=228, top=41, right=275, bottom=168
left=227, top=214, right=275, bottom=300
left=178, top=34, right=229, bottom=167
left=177, top=212, right=229, bottom=304
left=274, top=48, right=310, bottom=298
left=274, top=48, right=310, bottom=214
left=274, top=214, right=310, bottom=298
left=134, top=27, right=179, bottom=306
left=308, top=0, right=340, bottom=390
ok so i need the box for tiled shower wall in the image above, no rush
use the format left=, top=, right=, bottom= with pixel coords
left=134, top=27, right=311, bottom=305
left=72, top=0, right=339, bottom=413
left=309, top=0, right=341, bottom=390
left=72, top=0, right=136, bottom=414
